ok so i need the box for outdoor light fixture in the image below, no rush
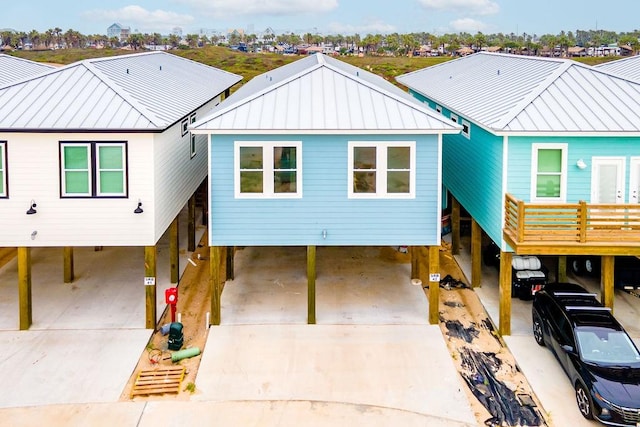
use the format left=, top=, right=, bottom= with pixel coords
left=576, top=159, right=587, bottom=169
left=26, top=200, right=37, bottom=215
left=322, top=229, right=327, bottom=239
left=134, top=199, right=144, bottom=214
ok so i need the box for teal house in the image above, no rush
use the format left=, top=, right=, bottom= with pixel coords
left=397, top=52, right=640, bottom=334
left=191, top=53, right=461, bottom=324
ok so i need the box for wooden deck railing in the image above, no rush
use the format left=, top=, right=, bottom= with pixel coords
left=504, top=194, right=640, bottom=244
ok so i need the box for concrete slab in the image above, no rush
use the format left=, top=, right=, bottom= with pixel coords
left=0, top=329, right=151, bottom=408
left=194, top=324, right=476, bottom=426
left=0, top=402, right=147, bottom=427
left=222, top=246, right=427, bottom=325
left=0, top=208, right=206, bottom=330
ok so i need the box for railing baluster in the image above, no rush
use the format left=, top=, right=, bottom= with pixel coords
left=517, top=199, right=525, bottom=243
left=579, top=200, right=587, bottom=243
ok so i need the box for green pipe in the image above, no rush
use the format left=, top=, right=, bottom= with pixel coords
left=170, top=347, right=201, bottom=363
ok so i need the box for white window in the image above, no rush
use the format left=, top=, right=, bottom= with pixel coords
left=531, top=143, right=567, bottom=202
left=234, top=141, right=302, bottom=198
left=60, top=141, right=127, bottom=197
left=190, top=113, right=197, bottom=158
left=435, top=105, right=442, bottom=113
left=461, top=119, right=470, bottom=139
left=348, top=141, right=416, bottom=199
left=450, top=114, right=458, bottom=123
left=0, top=141, right=6, bottom=197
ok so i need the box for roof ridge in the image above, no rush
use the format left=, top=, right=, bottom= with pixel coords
left=81, top=59, right=166, bottom=127
left=493, top=59, right=574, bottom=130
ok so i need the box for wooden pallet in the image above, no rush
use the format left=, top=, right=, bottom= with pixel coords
left=130, top=366, right=186, bottom=397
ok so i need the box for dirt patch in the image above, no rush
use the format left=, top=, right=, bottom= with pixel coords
left=436, top=246, right=547, bottom=426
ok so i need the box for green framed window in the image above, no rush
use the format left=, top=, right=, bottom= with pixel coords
left=349, top=141, right=415, bottom=199
left=60, top=141, right=127, bottom=198
left=235, top=141, right=302, bottom=198
left=0, top=141, right=6, bottom=198
left=531, top=143, right=567, bottom=202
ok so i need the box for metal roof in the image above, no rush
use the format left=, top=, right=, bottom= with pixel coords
left=594, top=55, right=640, bottom=83
left=0, top=51, right=242, bottom=131
left=0, top=54, right=54, bottom=87
left=191, top=53, right=461, bottom=134
left=396, top=52, right=640, bottom=134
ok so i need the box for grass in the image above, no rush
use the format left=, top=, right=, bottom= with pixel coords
left=11, top=46, right=622, bottom=91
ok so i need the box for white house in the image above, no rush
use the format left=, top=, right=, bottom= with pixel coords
left=0, top=51, right=242, bottom=329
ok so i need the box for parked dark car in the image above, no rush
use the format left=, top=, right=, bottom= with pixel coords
left=569, top=256, right=640, bottom=293
left=532, top=282, right=640, bottom=425
left=483, top=242, right=548, bottom=299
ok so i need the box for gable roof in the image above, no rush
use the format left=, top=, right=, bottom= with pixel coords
left=0, top=51, right=242, bottom=132
left=0, top=54, right=55, bottom=87
left=594, top=55, right=640, bottom=83
left=396, top=52, right=640, bottom=135
left=191, top=53, right=461, bottom=135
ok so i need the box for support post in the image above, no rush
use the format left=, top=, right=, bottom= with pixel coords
left=188, top=195, right=196, bottom=252
left=307, top=245, right=316, bottom=325
left=428, top=245, right=440, bottom=325
left=451, top=197, right=460, bottom=255
left=410, top=246, right=419, bottom=280
left=63, top=246, right=74, bottom=283
left=499, top=251, right=513, bottom=336
left=210, top=246, right=221, bottom=325
left=557, top=256, right=567, bottom=283
left=18, top=247, right=32, bottom=330
left=226, top=246, right=235, bottom=280
left=170, top=216, right=179, bottom=284
left=471, top=219, right=482, bottom=288
left=144, top=246, right=157, bottom=329
left=601, top=255, right=615, bottom=311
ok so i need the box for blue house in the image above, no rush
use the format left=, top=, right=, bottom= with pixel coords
left=191, top=53, right=461, bottom=325
left=397, top=52, right=640, bottom=334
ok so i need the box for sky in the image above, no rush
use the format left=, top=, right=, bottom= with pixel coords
left=2, top=0, right=638, bottom=37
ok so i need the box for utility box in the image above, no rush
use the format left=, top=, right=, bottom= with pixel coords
left=168, top=322, right=184, bottom=351
left=165, top=287, right=178, bottom=305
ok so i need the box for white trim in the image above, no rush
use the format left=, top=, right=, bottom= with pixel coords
left=61, top=142, right=92, bottom=197
left=461, top=119, right=470, bottom=139
left=435, top=105, right=442, bottom=113
left=191, top=129, right=461, bottom=135
left=629, top=157, right=640, bottom=205
left=501, top=135, right=509, bottom=251
left=0, top=141, right=6, bottom=197
left=234, top=141, right=302, bottom=199
left=95, top=142, right=126, bottom=196
left=348, top=141, right=416, bottom=199
left=450, top=114, right=458, bottom=124
left=530, top=143, right=567, bottom=203
left=591, top=157, right=625, bottom=204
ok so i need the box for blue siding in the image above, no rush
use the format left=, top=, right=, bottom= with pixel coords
left=409, top=90, right=505, bottom=245
left=209, top=134, right=441, bottom=246
left=508, top=136, right=640, bottom=203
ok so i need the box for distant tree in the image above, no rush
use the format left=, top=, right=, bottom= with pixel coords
left=474, top=32, right=487, bottom=51
left=168, top=34, right=180, bottom=49
left=127, top=33, right=144, bottom=50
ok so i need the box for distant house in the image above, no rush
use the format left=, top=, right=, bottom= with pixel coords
left=567, top=46, right=586, bottom=57
left=107, top=23, right=131, bottom=42
left=0, top=51, right=242, bottom=330
left=398, top=52, right=640, bottom=335
left=594, top=54, right=640, bottom=82
left=0, top=54, right=54, bottom=86
left=191, top=53, right=461, bottom=325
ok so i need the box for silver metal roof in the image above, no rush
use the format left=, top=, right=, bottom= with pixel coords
left=191, top=53, right=461, bottom=134
left=594, top=55, right=640, bottom=83
left=0, top=51, right=242, bottom=131
left=0, top=54, right=54, bottom=87
left=396, top=52, right=640, bottom=134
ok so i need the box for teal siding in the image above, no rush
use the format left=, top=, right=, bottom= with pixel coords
left=508, top=136, right=640, bottom=203
left=410, top=90, right=505, bottom=245
left=209, top=134, right=441, bottom=246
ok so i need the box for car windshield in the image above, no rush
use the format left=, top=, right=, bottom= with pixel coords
left=576, top=327, right=640, bottom=364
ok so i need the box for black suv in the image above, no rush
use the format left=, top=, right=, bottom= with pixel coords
left=532, top=283, right=640, bottom=426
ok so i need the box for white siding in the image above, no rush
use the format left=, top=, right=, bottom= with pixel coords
left=152, top=97, right=220, bottom=241
left=0, top=132, right=155, bottom=246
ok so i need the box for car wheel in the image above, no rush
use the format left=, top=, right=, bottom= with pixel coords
left=570, top=258, right=583, bottom=276
left=532, top=311, right=545, bottom=346
left=576, top=382, right=594, bottom=420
